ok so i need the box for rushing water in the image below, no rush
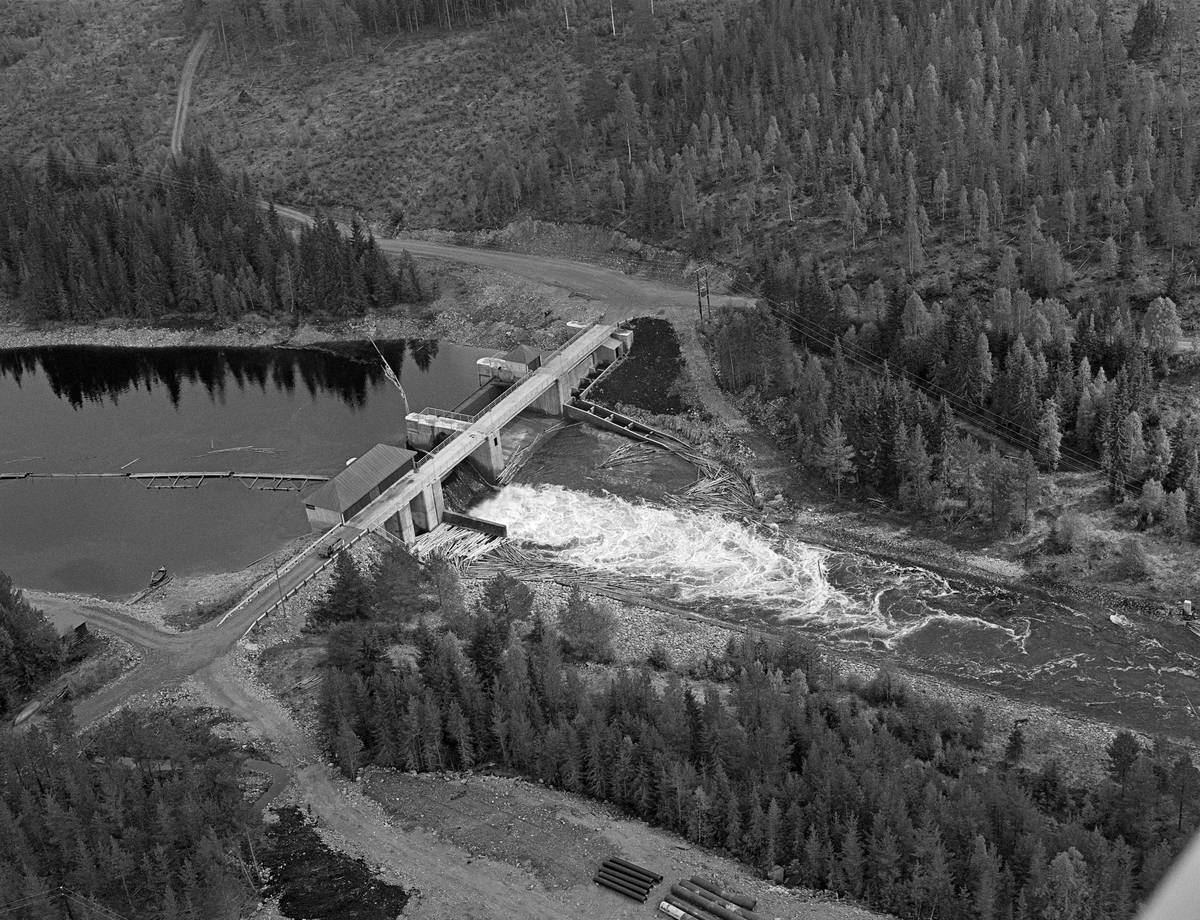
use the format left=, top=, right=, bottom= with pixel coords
left=0, top=342, right=492, bottom=596
left=474, top=484, right=1200, bottom=738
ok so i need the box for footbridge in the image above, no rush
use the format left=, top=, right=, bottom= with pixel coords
left=355, top=321, right=630, bottom=542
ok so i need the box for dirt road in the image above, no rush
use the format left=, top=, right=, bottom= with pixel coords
left=273, top=206, right=790, bottom=481
left=26, top=534, right=331, bottom=727
left=197, top=655, right=875, bottom=920
left=170, top=29, right=212, bottom=157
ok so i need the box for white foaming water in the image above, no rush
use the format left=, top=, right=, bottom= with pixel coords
left=473, top=484, right=841, bottom=617
left=473, top=484, right=1030, bottom=650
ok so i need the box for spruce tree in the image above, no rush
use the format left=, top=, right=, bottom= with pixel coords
left=311, top=550, right=373, bottom=628
left=816, top=414, right=856, bottom=496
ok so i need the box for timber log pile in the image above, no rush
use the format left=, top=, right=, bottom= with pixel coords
left=660, top=876, right=775, bottom=920
left=599, top=442, right=667, bottom=469
left=593, top=857, right=662, bottom=902
left=670, top=468, right=759, bottom=517
left=412, top=524, right=504, bottom=570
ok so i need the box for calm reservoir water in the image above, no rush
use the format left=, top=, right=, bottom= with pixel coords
left=0, top=342, right=492, bottom=596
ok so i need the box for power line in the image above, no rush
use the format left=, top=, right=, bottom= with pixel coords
left=716, top=272, right=1200, bottom=529
left=0, top=886, right=132, bottom=920
left=719, top=268, right=1101, bottom=463
left=0, top=894, right=59, bottom=917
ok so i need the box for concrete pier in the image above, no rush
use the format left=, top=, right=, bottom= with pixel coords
left=348, top=323, right=630, bottom=541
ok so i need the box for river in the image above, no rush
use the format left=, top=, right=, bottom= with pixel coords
left=0, top=342, right=493, bottom=596
left=473, top=481, right=1200, bottom=740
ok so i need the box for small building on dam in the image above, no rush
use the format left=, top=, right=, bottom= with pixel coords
left=298, top=323, right=634, bottom=544
left=303, top=443, right=416, bottom=531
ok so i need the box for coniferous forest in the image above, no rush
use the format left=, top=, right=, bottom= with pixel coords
left=0, top=146, right=431, bottom=323
left=146, top=0, right=1200, bottom=538
left=0, top=572, right=65, bottom=719
left=0, top=708, right=260, bottom=920
left=313, top=546, right=1200, bottom=920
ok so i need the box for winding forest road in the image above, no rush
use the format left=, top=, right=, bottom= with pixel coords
left=170, top=29, right=212, bottom=158
left=26, top=534, right=331, bottom=728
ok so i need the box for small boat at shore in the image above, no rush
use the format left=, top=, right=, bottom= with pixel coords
left=130, top=567, right=173, bottom=604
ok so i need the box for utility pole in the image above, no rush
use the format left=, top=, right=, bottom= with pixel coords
left=694, top=268, right=705, bottom=322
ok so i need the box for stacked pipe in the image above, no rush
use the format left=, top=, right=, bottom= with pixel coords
left=666, top=879, right=777, bottom=920
left=593, top=857, right=661, bottom=902
left=690, top=877, right=756, bottom=910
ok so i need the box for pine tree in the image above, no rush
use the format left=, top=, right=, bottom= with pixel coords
left=446, top=700, right=475, bottom=770
left=1005, top=722, right=1026, bottom=768
left=816, top=414, right=856, bottom=496
left=1037, top=402, right=1062, bottom=472
left=743, top=797, right=765, bottom=864
left=723, top=789, right=743, bottom=854
left=1107, top=730, right=1142, bottom=790
left=867, top=816, right=901, bottom=908
left=763, top=798, right=781, bottom=871
left=969, top=835, right=1000, bottom=920
left=1036, top=848, right=1091, bottom=920
left=585, top=728, right=606, bottom=799
left=333, top=718, right=363, bottom=778
left=1143, top=296, right=1182, bottom=369
left=370, top=543, right=428, bottom=623
left=1112, top=411, right=1148, bottom=498
left=1164, top=489, right=1190, bottom=541
left=837, top=814, right=864, bottom=898
left=311, top=550, right=373, bottom=628
left=801, top=824, right=829, bottom=889
left=903, top=215, right=925, bottom=274
left=1139, top=479, right=1166, bottom=527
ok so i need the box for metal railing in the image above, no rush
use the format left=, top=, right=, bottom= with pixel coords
left=468, top=323, right=599, bottom=423
left=242, top=527, right=371, bottom=640
left=468, top=369, right=535, bottom=421
left=412, top=406, right=474, bottom=424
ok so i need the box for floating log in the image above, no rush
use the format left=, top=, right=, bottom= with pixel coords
left=593, top=875, right=646, bottom=902
left=690, top=877, right=757, bottom=911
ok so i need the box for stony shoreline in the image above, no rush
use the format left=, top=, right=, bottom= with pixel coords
left=0, top=312, right=450, bottom=351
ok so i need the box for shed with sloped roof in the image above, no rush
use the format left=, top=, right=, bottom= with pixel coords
left=303, top=443, right=416, bottom=531
left=503, top=343, right=542, bottom=371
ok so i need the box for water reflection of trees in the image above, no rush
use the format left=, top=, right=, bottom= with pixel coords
left=0, top=341, right=438, bottom=409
